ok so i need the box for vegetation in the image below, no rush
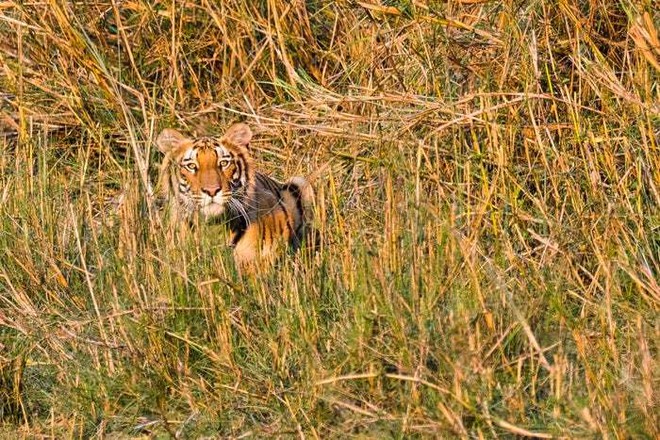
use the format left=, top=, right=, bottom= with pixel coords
left=1, top=0, right=658, bottom=437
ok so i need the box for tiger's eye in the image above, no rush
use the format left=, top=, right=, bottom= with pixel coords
left=184, top=163, right=198, bottom=172
left=219, top=159, right=231, bottom=168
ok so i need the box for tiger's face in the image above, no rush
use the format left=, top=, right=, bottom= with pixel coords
left=156, top=123, right=254, bottom=218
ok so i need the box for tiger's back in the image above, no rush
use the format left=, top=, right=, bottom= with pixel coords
left=229, top=172, right=312, bottom=267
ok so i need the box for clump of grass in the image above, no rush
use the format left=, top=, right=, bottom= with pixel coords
left=1, top=0, right=658, bottom=437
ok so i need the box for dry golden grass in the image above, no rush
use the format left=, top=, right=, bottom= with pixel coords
left=0, top=0, right=658, bottom=438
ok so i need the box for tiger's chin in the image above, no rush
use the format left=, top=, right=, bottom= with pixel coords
left=200, top=203, right=227, bottom=219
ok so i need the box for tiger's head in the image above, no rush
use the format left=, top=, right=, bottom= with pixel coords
left=156, top=123, right=254, bottom=218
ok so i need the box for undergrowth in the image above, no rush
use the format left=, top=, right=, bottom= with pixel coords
left=0, top=1, right=658, bottom=438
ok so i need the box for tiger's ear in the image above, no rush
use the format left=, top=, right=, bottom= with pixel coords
left=156, top=128, right=188, bottom=154
left=221, top=123, right=252, bottom=149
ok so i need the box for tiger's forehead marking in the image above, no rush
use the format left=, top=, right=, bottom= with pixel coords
left=181, top=137, right=234, bottom=162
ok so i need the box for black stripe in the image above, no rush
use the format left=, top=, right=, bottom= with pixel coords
left=227, top=197, right=249, bottom=247
left=282, top=182, right=304, bottom=232
left=240, top=153, right=251, bottom=186
left=255, top=173, right=280, bottom=196
left=282, top=182, right=302, bottom=199
left=230, top=221, right=247, bottom=248
left=234, top=154, right=243, bottom=186
left=280, top=195, right=302, bottom=250
left=276, top=192, right=298, bottom=243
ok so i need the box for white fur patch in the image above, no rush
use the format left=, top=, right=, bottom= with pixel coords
left=201, top=202, right=226, bottom=218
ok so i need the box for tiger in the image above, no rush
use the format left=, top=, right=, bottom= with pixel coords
left=155, top=123, right=314, bottom=272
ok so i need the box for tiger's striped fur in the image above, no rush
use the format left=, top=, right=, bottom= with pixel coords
left=156, top=123, right=313, bottom=272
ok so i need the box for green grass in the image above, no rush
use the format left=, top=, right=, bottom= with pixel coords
left=1, top=0, right=658, bottom=438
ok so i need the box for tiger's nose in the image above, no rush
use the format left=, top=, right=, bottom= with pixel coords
left=202, top=186, right=221, bottom=197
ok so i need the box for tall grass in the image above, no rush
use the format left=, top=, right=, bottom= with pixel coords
left=1, top=0, right=658, bottom=437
